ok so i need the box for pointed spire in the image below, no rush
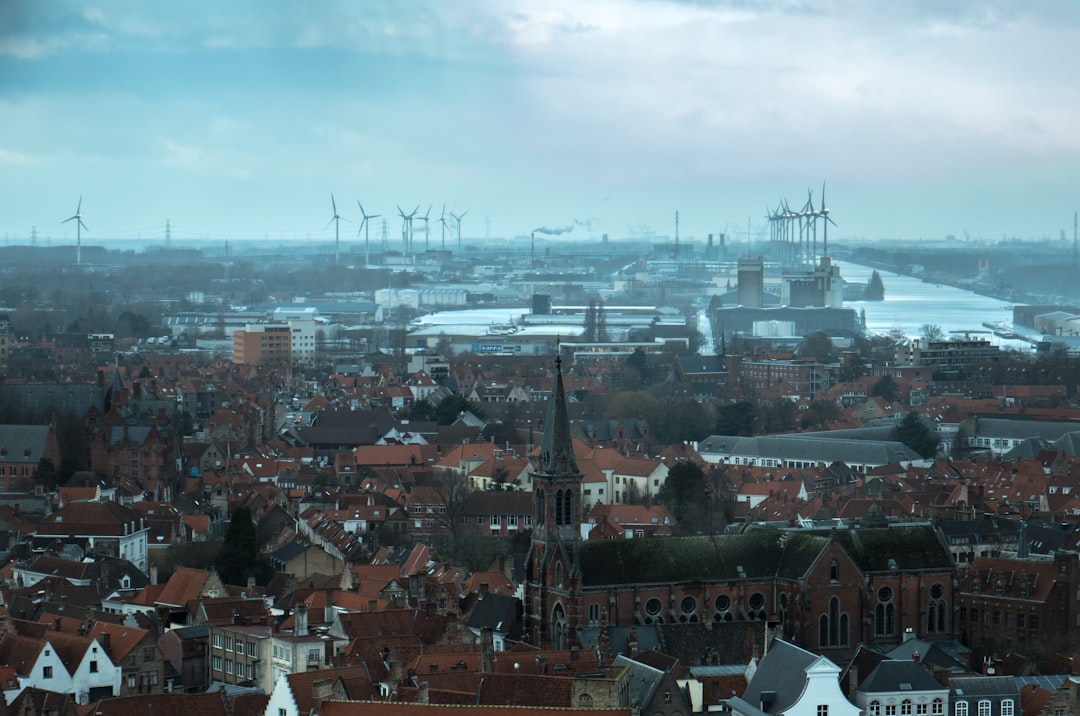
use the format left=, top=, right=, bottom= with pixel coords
left=540, top=351, right=579, bottom=476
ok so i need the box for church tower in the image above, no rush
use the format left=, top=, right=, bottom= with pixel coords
left=525, top=352, right=583, bottom=650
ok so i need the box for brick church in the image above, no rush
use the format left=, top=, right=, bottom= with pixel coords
left=525, top=354, right=957, bottom=658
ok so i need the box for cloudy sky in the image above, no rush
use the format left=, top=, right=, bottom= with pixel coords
left=1, top=0, right=1078, bottom=247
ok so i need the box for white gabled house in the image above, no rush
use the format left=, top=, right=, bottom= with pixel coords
left=0, top=630, right=120, bottom=705
left=728, top=638, right=861, bottom=716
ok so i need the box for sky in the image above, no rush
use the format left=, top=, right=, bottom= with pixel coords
left=1, top=0, right=1079, bottom=248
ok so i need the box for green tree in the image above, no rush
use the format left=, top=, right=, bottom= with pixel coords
left=715, top=400, right=756, bottom=436
left=623, top=348, right=652, bottom=388
left=214, top=507, right=273, bottom=586
left=657, top=461, right=705, bottom=526
left=870, top=374, right=898, bottom=402
left=891, top=412, right=940, bottom=459
left=434, top=394, right=484, bottom=425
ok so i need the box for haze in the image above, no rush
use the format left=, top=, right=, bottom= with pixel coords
left=1, top=0, right=1078, bottom=244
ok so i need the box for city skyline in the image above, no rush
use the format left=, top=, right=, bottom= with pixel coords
left=1, top=1, right=1078, bottom=244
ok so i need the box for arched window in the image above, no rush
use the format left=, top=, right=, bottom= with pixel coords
left=954, top=702, right=968, bottom=716
left=901, top=700, right=912, bottom=716
left=1000, top=700, right=1013, bottom=716
left=536, top=489, right=546, bottom=526
left=555, top=561, right=564, bottom=589
left=869, top=701, right=881, bottom=716
left=927, top=583, right=947, bottom=633
left=554, top=489, right=564, bottom=525
left=563, top=490, right=573, bottom=525
left=551, top=602, right=567, bottom=651
left=875, top=585, right=895, bottom=637
left=829, top=559, right=839, bottom=583
left=932, top=699, right=944, bottom=716
left=819, top=596, right=848, bottom=647
left=977, top=701, right=990, bottom=716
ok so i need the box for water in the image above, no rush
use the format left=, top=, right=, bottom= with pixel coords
left=835, top=261, right=1029, bottom=351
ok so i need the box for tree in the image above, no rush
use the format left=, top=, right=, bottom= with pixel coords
left=870, top=374, right=898, bottom=402
left=891, top=412, right=940, bottom=459
left=657, top=461, right=705, bottom=526
left=434, top=394, right=484, bottom=425
left=920, top=323, right=944, bottom=342
left=715, top=400, right=756, bottom=436
left=623, top=347, right=652, bottom=388
left=214, top=507, right=273, bottom=586
left=797, top=331, right=838, bottom=363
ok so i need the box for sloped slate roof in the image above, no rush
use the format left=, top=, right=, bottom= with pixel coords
left=831, top=526, right=952, bottom=571
left=578, top=530, right=826, bottom=587
left=738, top=639, right=820, bottom=715
left=860, top=660, right=946, bottom=694
left=578, top=525, right=948, bottom=587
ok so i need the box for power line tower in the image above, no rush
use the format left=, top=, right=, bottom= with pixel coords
left=165, top=219, right=171, bottom=247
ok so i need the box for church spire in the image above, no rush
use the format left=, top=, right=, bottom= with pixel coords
left=540, top=353, right=579, bottom=476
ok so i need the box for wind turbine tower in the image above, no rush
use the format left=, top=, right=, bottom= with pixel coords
left=438, top=204, right=448, bottom=250
left=451, top=210, right=467, bottom=252
left=420, top=204, right=432, bottom=251
left=357, top=200, right=380, bottom=265
left=327, top=194, right=347, bottom=264
left=62, top=196, right=88, bottom=266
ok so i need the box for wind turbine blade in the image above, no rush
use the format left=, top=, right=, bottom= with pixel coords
left=80, top=220, right=88, bottom=232
left=357, top=200, right=366, bottom=216
left=76, top=196, right=82, bottom=213
left=62, top=216, right=76, bottom=224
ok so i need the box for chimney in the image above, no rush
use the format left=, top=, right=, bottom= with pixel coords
left=100, top=632, right=111, bottom=658
left=417, top=681, right=429, bottom=704
left=296, top=602, right=309, bottom=637
left=847, top=665, right=859, bottom=700
left=232, top=610, right=241, bottom=625
left=480, top=626, right=495, bottom=674
left=150, top=564, right=159, bottom=585
left=903, top=627, right=915, bottom=643
left=913, top=651, right=921, bottom=664
left=764, top=619, right=782, bottom=653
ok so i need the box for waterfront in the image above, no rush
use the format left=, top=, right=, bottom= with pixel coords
left=835, top=261, right=1031, bottom=352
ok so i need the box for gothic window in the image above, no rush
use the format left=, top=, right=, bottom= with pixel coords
left=875, top=585, right=895, bottom=637
left=818, top=596, right=848, bottom=648
left=555, top=561, right=564, bottom=589
left=830, top=559, right=839, bottom=583
left=555, top=489, right=564, bottom=525
left=927, top=582, right=947, bottom=633
left=645, top=597, right=662, bottom=623
left=715, top=594, right=732, bottom=622
left=563, top=489, right=573, bottom=525
left=536, top=489, right=545, bottom=526
left=551, top=602, right=567, bottom=651
left=744, top=591, right=766, bottom=620
left=680, top=595, right=697, bottom=619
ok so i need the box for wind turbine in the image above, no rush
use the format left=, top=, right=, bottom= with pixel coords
left=419, top=204, right=432, bottom=251
left=62, top=196, right=88, bottom=266
left=450, top=209, right=467, bottom=251
left=326, top=194, right=348, bottom=264
left=819, top=182, right=837, bottom=256
left=356, top=200, right=380, bottom=264
left=397, top=204, right=419, bottom=255
left=438, top=203, right=448, bottom=250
